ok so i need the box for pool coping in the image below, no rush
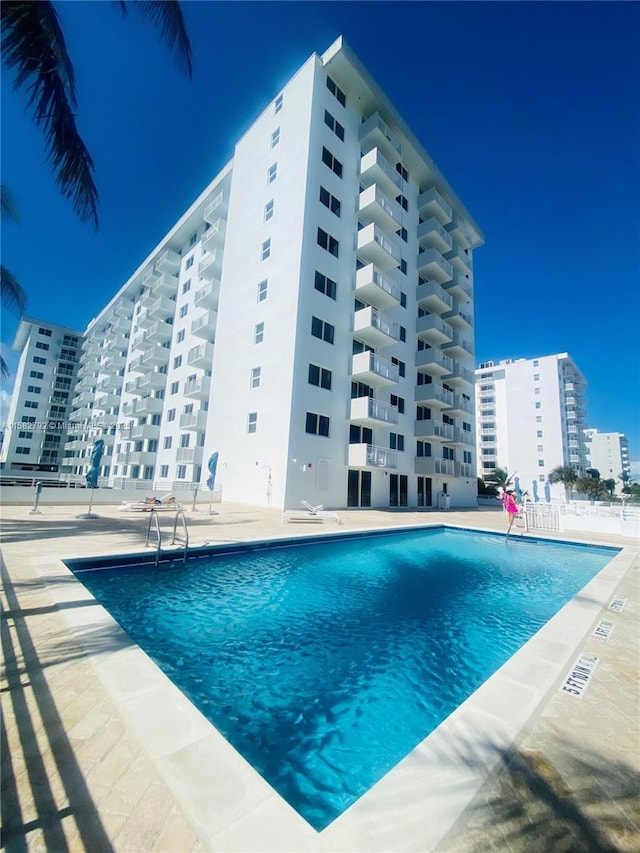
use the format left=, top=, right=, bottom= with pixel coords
left=30, top=522, right=635, bottom=852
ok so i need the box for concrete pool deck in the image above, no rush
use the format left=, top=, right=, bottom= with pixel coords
left=1, top=500, right=638, bottom=852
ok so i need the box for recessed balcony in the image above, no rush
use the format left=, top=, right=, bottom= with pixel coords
left=357, top=223, right=401, bottom=272
left=204, top=190, right=228, bottom=224
left=128, top=424, right=160, bottom=441
left=194, top=281, right=219, bottom=311
left=416, top=314, right=454, bottom=346
left=415, top=382, right=454, bottom=408
left=415, top=349, right=454, bottom=375
left=176, top=446, right=203, bottom=464
left=348, top=443, right=398, bottom=470
left=415, top=457, right=456, bottom=477
left=418, top=218, right=453, bottom=254
left=184, top=375, right=211, bottom=400
left=201, top=218, right=226, bottom=252
left=187, top=342, right=214, bottom=368
left=191, top=310, right=216, bottom=340
left=198, top=249, right=222, bottom=280
left=350, top=396, right=399, bottom=427
left=355, top=264, right=401, bottom=310
left=179, top=410, right=207, bottom=431
left=353, top=306, right=400, bottom=348
left=351, top=351, right=399, bottom=386
left=155, top=248, right=181, bottom=273
left=415, top=421, right=454, bottom=441
left=417, top=248, right=453, bottom=283
left=358, top=184, right=403, bottom=232
left=359, top=113, right=403, bottom=161
left=359, top=147, right=403, bottom=196
left=417, top=187, right=453, bottom=225
left=416, top=280, right=454, bottom=316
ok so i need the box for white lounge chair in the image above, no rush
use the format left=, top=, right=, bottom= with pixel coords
left=120, top=496, right=183, bottom=512
left=283, top=501, right=341, bottom=524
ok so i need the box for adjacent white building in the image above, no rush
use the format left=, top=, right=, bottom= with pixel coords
left=0, top=318, right=83, bottom=474
left=584, top=428, right=630, bottom=493
left=475, top=353, right=590, bottom=501
left=5, top=37, right=484, bottom=509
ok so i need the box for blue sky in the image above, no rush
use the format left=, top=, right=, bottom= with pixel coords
left=2, top=1, right=639, bottom=468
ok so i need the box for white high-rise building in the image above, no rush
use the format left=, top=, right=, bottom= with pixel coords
left=584, top=429, right=630, bottom=493
left=0, top=318, right=83, bottom=475
left=9, top=38, right=484, bottom=509
left=475, top=353, right=590, bottom=501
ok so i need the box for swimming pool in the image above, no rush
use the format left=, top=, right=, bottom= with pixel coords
left=66, top=526, right=618, bottom=830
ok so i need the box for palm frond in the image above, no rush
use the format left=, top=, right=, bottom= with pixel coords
left=1, top=1, right=99, bottom=228
left=0, top=185, right=20, bottom=222
left=1, top=265, right=27, bottom=315
left=118, top=1, right=192, bottom=78
left=1, top=356, right=9, bottom=383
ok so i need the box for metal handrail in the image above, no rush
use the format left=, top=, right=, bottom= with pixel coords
left=145, top=510, right=162, bottom=568
left=171, top=510, right=190, bottom=564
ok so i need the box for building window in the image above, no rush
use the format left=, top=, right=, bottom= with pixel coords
left=173, top=355, right=182, bottom=369
left=179, top=305, right=188, bottom=318
left=317, top=227, right=338, bottom=257
left=311, top=316, right=335, bottom=344
left=261, top=238, right=271, bottom=260
left=533, top=373, right=540, bottom=381
left=18, top=431, right=33, bottom=439
left=24, top=401, right=39, bottom=409
left=185, top=256, right=194, bottom=270
left=16, top=446, right=31, bottom=455
left=308, top=363, right=332, bottom=390
left=463, top=451, right=472, bottom=464
left=176, top=465, right=187, bottom=479
left=538, top=459, right=545, bottom=467
left=314, top=270, right=337, bottom=300
left=396, top=226, right=408, bottom=243
left=396, top=162, right=409, bottom=181
left=416, top=441, right=431, bottom=457
left=247, top=412, right=258, bottom=434
left=167, top=408, right=176, bottom=422
left=389, top=433, right=404, bottom=451
left=38, top=327, right=52, bottom=336
left=390, top=394, right=405, bottom=414
left=180, top=433, right=190, bottom=448
left=537, top=445, right=544, bottom=452
left=321, top=146, right=343, bottom=177
left=257, top=279, right=268, bottom=302
left=534, top=387, right=541, bottom=395
left=170, top=381, right=179, bottom=394
left=326, top=76, right=346, bottom=106
left=400, top=292, right=407, bottom=308
left=264, top=199, right=274, bottom=221
left=164, top=436, right=172, bottom=449
left=391, top=356, right=405, bottom=377
left=30, top=370, right=44, bottom=379
left=396, top=194, right=408, bottom=211
left=26, top=385, right=41, bottom=394
left=33, top=356, right=46, bottom=365
left=270, top=127, right=280, bottom=148
left=533, top=359, right=539, bottom=367
left=536, top=430, right=543, bottom=438
left=177, top=329, right=185, bottom=343
left=305, top=411, right=330, bottom=437
left=319, top=185, right=341, bottom=216
left=250, top=367, right=261, bottom=388
left=324, top=110, right=344, bottom=141
left=254, top=322, right=265, bottom=344
left=182, top=280, right=191, bottom=294
left=160, top=465, right=169, bottom=478
left=274, top=93, right=283, bottom=113
left=399, top=259, right=407, bottom=275
left=535, top=402, right=541, bottom=409
left=35, top=342, right=49, bottom=350
left=267, top=162, right=277, bottom=183
left=536, top=416, right=542, bottom=423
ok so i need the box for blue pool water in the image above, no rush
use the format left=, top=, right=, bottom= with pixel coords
left=67, top=527, right=617, bottom=830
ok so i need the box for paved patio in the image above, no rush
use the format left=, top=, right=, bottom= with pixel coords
left=1, top=501, right=638, bottom=851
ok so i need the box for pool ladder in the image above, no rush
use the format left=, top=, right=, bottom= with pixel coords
left=145, top=510, right=190, bottom=567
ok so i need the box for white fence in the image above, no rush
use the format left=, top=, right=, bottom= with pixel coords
left=523, top=501, right=639, bottom=539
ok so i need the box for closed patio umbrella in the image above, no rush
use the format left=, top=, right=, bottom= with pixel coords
left=514, top=476, right=522, bottom=504
left=206, top=451, right=219, bottom=515
left=532, top=479, right=539, bottom=503
left=544, top=482, right=551, bottom=503
left=77, top=438, right=104, bottom=519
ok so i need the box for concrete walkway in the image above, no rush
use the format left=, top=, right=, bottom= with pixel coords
left=1, top=501, right=638, bottom=851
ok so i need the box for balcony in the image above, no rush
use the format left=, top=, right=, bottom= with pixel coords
left=127, top=451, right=158, bottom=467
left=415, top=349, right=454, bottom=375
left=415, top=421, right=454, bottom=441
left=176, top=446, right=203, bottom=464
left=416, top=314, right=454, bottom=346
left=447, top=216, right=473, bottom=248
left=415, top=382, right=454, bottom=408
left=416, top=280, right=454, bottom=315
left=184, top=375, right=211, bottom=400
left=444, top=306, right=472, bottom=331
left=97, top=374, right=122, bottom=394
left=156, top=248, right=181, bottom=273
left=357, top=223, right=401, bottom=272
left=201, top=218, right=226, bottom=252
left=142, top=267, right=161, bottom=288
left=187, top=342, right=214, bottom=368
left=348, top=443, right=398, bottom=470
left=133, top=371, right=166, bottom=395
left=354, top=306, right=400, bottom=348
left=354, top=264, right=401, bottom=310
left=71, top=406, right=93, bottom=421
left=180, top=410, right=207, bottom=431
left=415, top=457, right=455, bottom=477
left=204, top=190, right=228, bottom=224
left=123, top=397, right=163, bottom=417
left=417, top=186, right=452, bottom=225
left=456, top=462, right=474, bottom=478
left=417, top=248, right=453, bottom=283
left=442, top=333, right=474, bottom=359
left=349, top=396, right=399, bottom=427
left=128, top=424, right=160, bottom=441
left=359, top=148, right=403, bottom=198
left=443, top=363, right=475, bottom=388
left=194, top=281, right=219, bottom=310
left=359, top=113, right=403, bottom=161
left=141, top=344, right=168, bottom=368
left=103, top=353, right=126, bottom=372
left=191, top=310, right=216, bottom=340
left=444, top=394, right=474, bottom=416
left=417, top=218, right=453, bottom=254
left=198, top=249, right=222, bottom=280
left=72, top=389, right=95, bottom=406
left=444, top=276, right=473, bottom=302
left=95, top=393, right=119, bottom=410
left=446, top=244, right=472, bottom=275
left=133, top=320, right=172, bottom=348
left=144, top=294, right=175, bottom=322
left=351, top=351, right=399, bottom=386
left=149, top=272, right=177, bottom=298
left=358, top=184, right=402, bottom=232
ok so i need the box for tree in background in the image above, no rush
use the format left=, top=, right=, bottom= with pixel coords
left=486, top=467, right=515, bottom=493
left=574, top=476, right=610, bottom=502
left=0, top=185, right=27, bottom=380
left=1, top=0, right=192, bottom=229
left=477, top=477, right=498, bottom=497
left=548, top=465, right=578, bottom=502
left=603, top=478, right=617, bottom=497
